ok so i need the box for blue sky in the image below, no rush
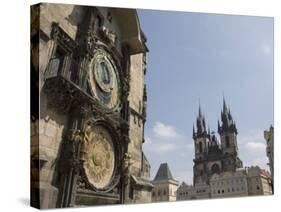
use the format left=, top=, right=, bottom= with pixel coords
left=138, top=9, right=274, bottom=184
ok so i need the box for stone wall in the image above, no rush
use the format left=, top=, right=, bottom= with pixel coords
left=152, top=180, right=178, bottom=202
left=128, top=53, right=145, bottom=177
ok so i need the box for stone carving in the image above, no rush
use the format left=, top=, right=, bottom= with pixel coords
left=122, top=153, right=132, bottom=175
left=101, top=26, right=117, bottom=45
left=51, top=22, right=78, bottom=51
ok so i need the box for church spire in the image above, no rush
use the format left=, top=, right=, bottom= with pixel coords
left=223, top=96, right=227, bottom=113
left=219, top=97, right=237, bottom=134
left=193, top=124, right=195, bottom=138
left=198, top=102, right=203, bottom=118
left=195, top=104, right=207, bottom=138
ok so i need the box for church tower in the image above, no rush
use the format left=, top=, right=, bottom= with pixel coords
left=192, top=105, right=211, bottom=184
left=193, top=105, right=211, bottom=159
left=218, top=98, right=243, bottom=171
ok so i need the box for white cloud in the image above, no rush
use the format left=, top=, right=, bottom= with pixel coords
left=261, top=44, right=271, bottom=55
left=152, top=121, right=180, bottom=139
left=153, top=143, right=178, bottom=153
left=144, top=121, right=194, bottom=155
left=145, top=136, right=152, bottom=145
left=245, top=142, right=266, bottom=155
left=184, top=143, right=194, bottom=150
left=238, top=129, right=269, bottom=170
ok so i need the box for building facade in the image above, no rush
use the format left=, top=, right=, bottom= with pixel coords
left=31, top=3, right=153, bottom=209
left=177, top=182, right=210, bottom=200
left=264, top=125, right=274, bottom=192
left=210, top=169, right=248, bottom=198
left=247, top=166, right=272, bottom=196
left=151, top=163, right=179, bottom=202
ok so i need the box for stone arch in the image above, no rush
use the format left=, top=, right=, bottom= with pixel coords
left=211, top=163, right=220, bottom=174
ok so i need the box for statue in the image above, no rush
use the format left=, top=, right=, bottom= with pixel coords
left=80, top=123, right=92, bottom=161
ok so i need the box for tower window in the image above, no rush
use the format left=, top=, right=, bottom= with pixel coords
left=225, top=136, right=230, bottom=148
left=211, top=163, right=220, bottom=174
left=199, top=142, right=203, bottom=153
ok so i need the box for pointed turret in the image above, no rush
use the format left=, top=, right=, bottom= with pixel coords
left=199, top=103, right=203, bottom=118
left=223, top=96, right=227, bottom=113
left=218, top=97, right=237, bottom=135
left=192, top=124, right=196, bottom=139
left=195, top=104, right=208, bottom=138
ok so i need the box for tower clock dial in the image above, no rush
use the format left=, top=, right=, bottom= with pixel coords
left=89, top=49, right=119, bottom=109
left=83, top=125, right=115, bottom=189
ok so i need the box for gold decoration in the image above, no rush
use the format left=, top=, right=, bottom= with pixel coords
left=83, top=125, right=115, bottom=189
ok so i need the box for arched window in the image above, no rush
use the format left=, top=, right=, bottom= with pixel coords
left=225, top=136, right=230, bottom=148
left=199, top=142, right=203, bottom=153
left=211, top=163, right=220, bottom=174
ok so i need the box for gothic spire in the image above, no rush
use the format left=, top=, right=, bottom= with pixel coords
left=195, top=104, right=207, bottom=137
left=219, top=97, right=237, bottom=134
left=193, top=124, right=195, bottom=138
left=198, top=102, right=203, bottom=118
left=223, top=96, right=227, bottom=113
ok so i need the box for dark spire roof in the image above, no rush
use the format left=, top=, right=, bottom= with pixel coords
left=193, top=124, right=195, bottom=138
left=198, top=103, right=203, bottom=118
left=223, top=96, right=227, bottom=113
left=194, top=104, right=209, bottom=138
left=181, top=181, right=188, bottom=186
left=218, top=97, right=237, bottom=134
left=153, top=163, right=175, bottom=181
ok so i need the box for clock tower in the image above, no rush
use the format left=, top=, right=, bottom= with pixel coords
left=31, top=4, right=153, bottom=209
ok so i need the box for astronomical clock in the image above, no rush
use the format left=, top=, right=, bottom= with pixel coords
left=88, top=49, right=120, bottom=110
left=33, top=4, right=151, bottom=209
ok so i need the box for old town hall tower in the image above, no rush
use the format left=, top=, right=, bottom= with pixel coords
left=31, top=3, right=153, bottom=209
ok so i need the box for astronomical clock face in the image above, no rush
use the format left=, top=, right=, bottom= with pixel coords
left=83, top=125, right=115, bottom=189
left=89, top=49, right=120, bottom=109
